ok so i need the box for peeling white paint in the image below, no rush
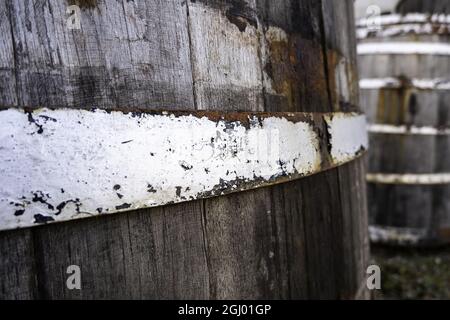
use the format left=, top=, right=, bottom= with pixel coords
left=367, top=173, right=450, bottom=185
left=356, top=13, right=450, bottom=28
left=357, top=23, right=450, bottom=39
left=369, top=225, right=426, bottom=245
left=368, top=124, right=450, bottom=135
left=0, top=108, right=366, bottom=231
left=360, top=78, right=450, bottom=90
left=325, top=114, right=368, bottom=163
left=357, top=42, right=450, bottom=56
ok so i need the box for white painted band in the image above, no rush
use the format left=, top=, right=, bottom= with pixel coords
left=368, top=124, right=450, bottom=135
left=325, top=113, right=368, bottom=164
left=357, top=23, right=450, bottom=39
left=357, top=42, right=450, bottom=56
left=356, top=13, right=450, bottom=27
left=0, top=108, right=367, bottom=231
left=359, top=78, right=450, bottom=90
left=369, top=225, right=426, bottom=245
left=367, top=173, right=450, bottom=185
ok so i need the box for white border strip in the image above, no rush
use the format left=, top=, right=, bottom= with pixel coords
left=367, top=173, right=450, bottom=185
left=368, top=124, right=450, bottom=135
left=356, top=13, right=450, bottom=27
left=357, top=42, right=450, bottom=56
left=360, top=78, right=450, bottom=90
left=325, top=114, right=368, bottom=163
left=369, top=225, right=427, bottom=245
left=0, top=108, right=367, bottom=231
left=357, top=23, right=450, bottom=39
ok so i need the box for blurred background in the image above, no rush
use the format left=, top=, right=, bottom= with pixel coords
left=355, top=0, right=450, bottom=299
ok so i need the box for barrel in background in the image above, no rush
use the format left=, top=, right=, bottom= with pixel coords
left=0, top=0, right=369, bottom=299
left=357, top=13, right=450, bottom=246
left=397, top=0, right=450, bottom=15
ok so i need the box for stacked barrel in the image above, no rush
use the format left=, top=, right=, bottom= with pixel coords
left=357, top=13, right=450, bottom=246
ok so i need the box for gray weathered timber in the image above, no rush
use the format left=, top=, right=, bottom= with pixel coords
left=0, top=229, right=36, bottom=299
left=257, top=0, right=325, bottom=298
left=0, top=0, right=368, bottom=299
left=358, top=8, right=450, bottom=246
left=396, top=0, right=450, bottom=15
left=322, top=0, right=369, bottom=299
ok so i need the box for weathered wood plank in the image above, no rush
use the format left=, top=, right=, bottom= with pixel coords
left=369, top=134, right=450, bottom=174
left=30, top=201, right=209, bottom=299
left=0, top=1, right=36, bottom=300
left=187, top=0, right=264, bottom=111
left=360, top=89, right=450, bottom=127
left=0, top=0, right=210, bottom=299
left=187, top=0, right=281, bottom=299
left=0, top=1, right=18, bottom=107
left=368, top=183, right=450, bottom=246
left=257, top=0, right=337, bottom=298
left=257, top=0, right=330, bottom=113
left=0, top=229, right=36, bottom=299
left=322, top=0, right=369, bottom=298
left=257, top=0, right=369, bottom=299
left=3, top=0, right=194, bottom=109
left=321, top=0, right=359, bottom=111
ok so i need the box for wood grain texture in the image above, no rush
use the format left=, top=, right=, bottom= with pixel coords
left=30, top=201, right=209, bottom=299
left=1, top=0, right=209, bottom=300
left=257, top=0, right=326, bottom=298
left=2, top=0, right=194, bottom=109
left=187, top=0, right=279, bottom=299
left=0, top=229, right=36, bottom=299
left=322, top=0, right=369, bottom=299
left=321, top=0, right=359, bottom=110
left=0, top=0, right=369, bottom=299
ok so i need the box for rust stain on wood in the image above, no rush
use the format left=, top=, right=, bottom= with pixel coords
left=264, top=28, right=330, bottom=112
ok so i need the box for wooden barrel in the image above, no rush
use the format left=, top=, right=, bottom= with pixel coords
left=0, top=0, right=369, bottom=299
left=357, top=11, right=450, bottom=246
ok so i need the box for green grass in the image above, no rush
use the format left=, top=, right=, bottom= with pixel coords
left=371, top=245, right=450, bottom=299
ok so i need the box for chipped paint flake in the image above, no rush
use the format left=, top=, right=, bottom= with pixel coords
left=325, top=113, right=368, bottom=164
left=0, top=108, right=366, bottom=231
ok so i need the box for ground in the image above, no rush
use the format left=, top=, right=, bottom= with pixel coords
left=371, top=245, right=450, bottom=299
